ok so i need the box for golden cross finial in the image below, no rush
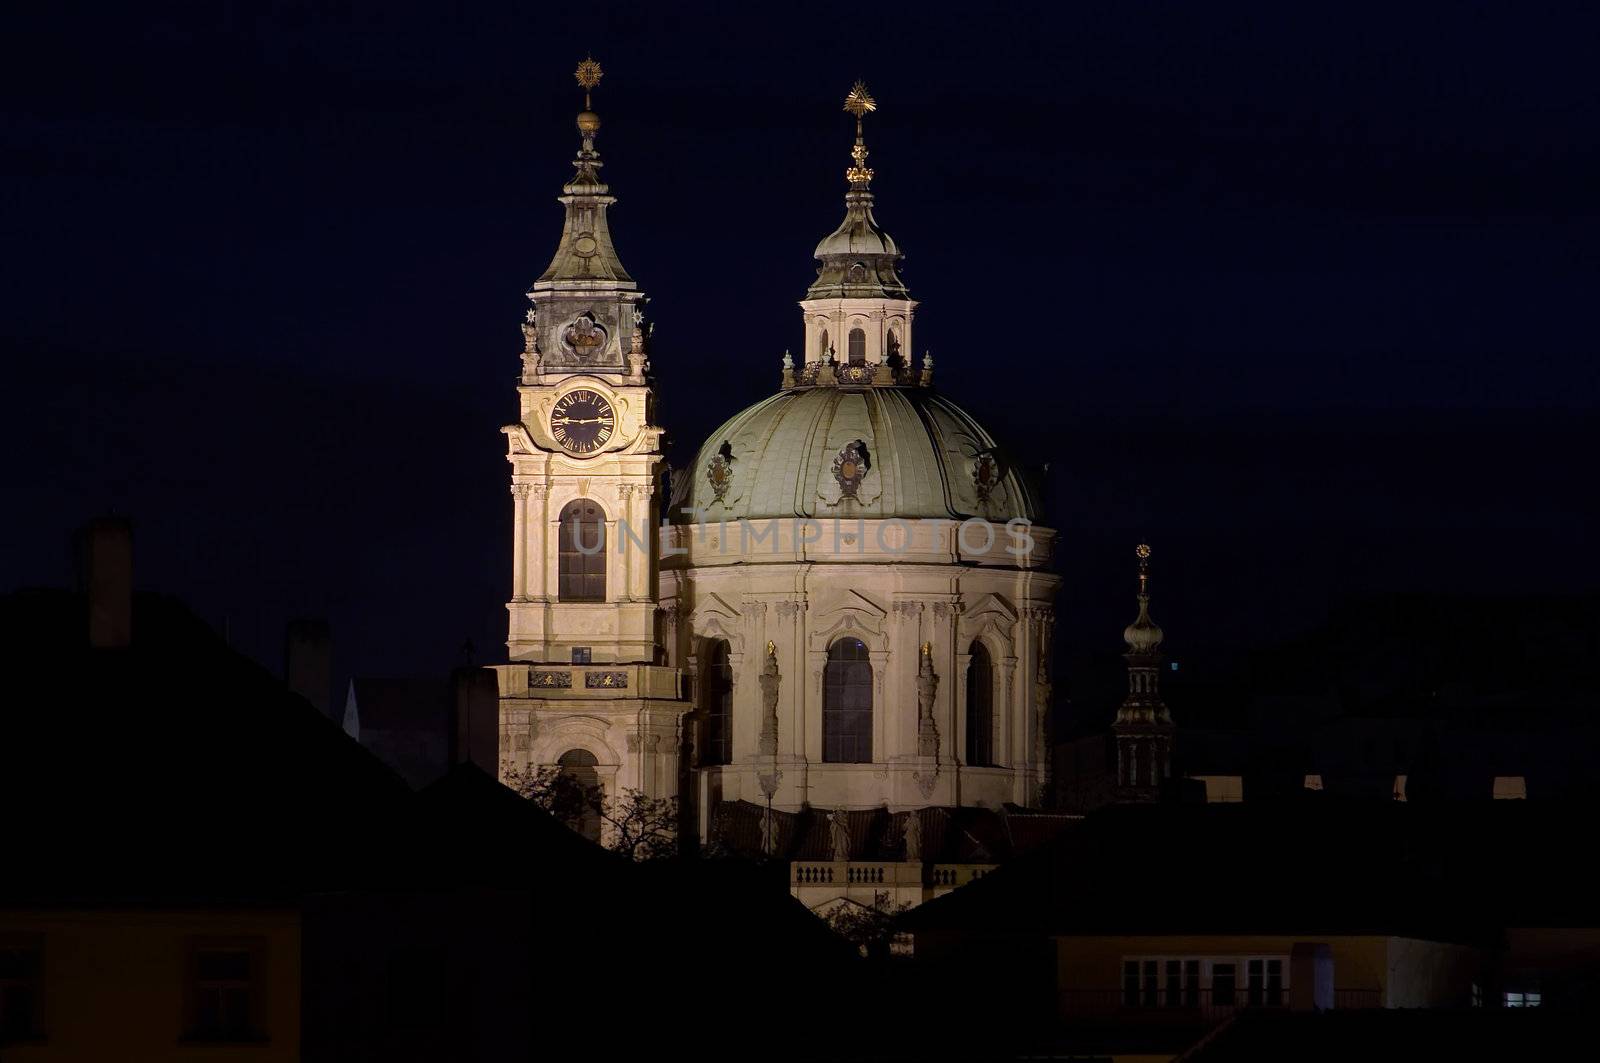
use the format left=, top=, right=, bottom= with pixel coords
left=575, top=57, right=603, bottom=109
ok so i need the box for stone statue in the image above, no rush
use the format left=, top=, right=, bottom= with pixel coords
left=916, top=642, right=939, bottom=758
left=901, top=811, right=922, bottom=863
left=760, top=803, right=778, bottom=856
left=757, top=641, right=780, bottom=757
left=828, top=809, right=851, bottom=862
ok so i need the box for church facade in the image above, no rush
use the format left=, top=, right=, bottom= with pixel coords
left=494, top=68, right=1058, bottom=846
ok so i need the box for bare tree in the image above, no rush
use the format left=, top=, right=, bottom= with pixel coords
left=503, top=764, right=678, bottom=861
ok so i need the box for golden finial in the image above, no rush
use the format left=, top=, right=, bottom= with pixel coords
left=766, top=639, right=776, bottom=657
left=843, top=81, right=877, bottom=187
left=1136, top=544, right=1151, bottom=560
left=574, top=56, right=603, bottom=109
left=920, top=641, right=932, bottom=657
left=1136, top=543, right=1151, bottom=595
left=843, top=81, right=877, bottom=118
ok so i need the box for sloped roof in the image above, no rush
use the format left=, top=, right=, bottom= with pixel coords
left=903, top=799, right=1598, bottom=941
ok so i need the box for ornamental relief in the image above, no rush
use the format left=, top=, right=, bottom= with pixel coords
left=820, top=439, right=881, bottom=507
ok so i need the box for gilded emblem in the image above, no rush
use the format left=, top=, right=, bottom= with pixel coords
left=832, top=439, right=871, bottom=499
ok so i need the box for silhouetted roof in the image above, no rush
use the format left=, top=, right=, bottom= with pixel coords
left=903, top=799, right=1599, bottom=941
left=0, top=588, right=410, bottom=906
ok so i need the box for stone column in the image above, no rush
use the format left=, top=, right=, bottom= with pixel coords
left=510, top=483, right=530, bottom=602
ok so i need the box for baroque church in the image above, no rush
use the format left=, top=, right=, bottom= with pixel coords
left=493, top=64, right=1060, bottom=859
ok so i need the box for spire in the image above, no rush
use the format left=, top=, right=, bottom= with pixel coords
left=525, top=58, right=644, bottom=375
left=807, top=81, right=908, bottom=301
left=1113, top=544, right=1174, bottom=797
left=1123, top=543, right=1165, bottom=656
left=535, top=57, right=634, bottom=287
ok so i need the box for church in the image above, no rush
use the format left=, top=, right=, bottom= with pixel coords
left=492, top=64, right=1059, bottom=858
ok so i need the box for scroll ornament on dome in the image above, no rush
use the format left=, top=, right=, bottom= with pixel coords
left=706, top=441, right=736, bottom=504
left=972, top=450, right=1001, bottom=505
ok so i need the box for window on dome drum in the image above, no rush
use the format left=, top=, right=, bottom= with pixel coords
left=556, top=748, right=602, bottom=842
left=965, top=641, right=994, bottom=766
left=557, top=499, right=606, bottom=602
left=819, top=328, right=830, bottom=360
left=823, top=637, right=873, bottom=763
left=702, top=640, right=733, bottom=766
left=847, top=328, right=866, bottom=365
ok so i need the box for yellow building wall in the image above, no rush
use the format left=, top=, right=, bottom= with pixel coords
left=0, top=908, right=300, bottom=1062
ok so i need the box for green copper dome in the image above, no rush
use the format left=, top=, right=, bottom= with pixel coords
left=671, top=386, right=1036, bottom=523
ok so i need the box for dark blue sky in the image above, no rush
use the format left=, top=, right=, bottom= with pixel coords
left=4, top=2, right=1596, bottom=701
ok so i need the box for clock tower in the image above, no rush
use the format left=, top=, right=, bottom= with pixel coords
left=495, top=60, right=689, bottom=813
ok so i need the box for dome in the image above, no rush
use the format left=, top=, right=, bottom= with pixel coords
left=671, top=386, right=1038, bottom=522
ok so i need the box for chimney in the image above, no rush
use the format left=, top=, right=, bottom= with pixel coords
left=284, top=619, right=333, bottom=717
left=450, top=666, right=500, bottom=773
left=1290, top=942, right=1335, bottom=1011
left=76, top=517, right=132, bottom=649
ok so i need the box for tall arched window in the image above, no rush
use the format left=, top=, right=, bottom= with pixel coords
left=847, top=327, right=867, bottom=365
left=823, top=637, right=873, bottom=763
left=702, top=640, right=733, bottom=766
left=556, top=748, right=602, bottom=842
left=966, top=641, right=994, bottom=767
left=557, top=499, right=605, bottom=602
left=818, top=328, right=830, bottom=360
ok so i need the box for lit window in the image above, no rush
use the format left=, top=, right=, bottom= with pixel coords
left=1492, top=776, right=1527, bottom=800
left=1304, top=774, right=1324, bottom=791
left=1504, top=990, right=1540, bottom=1008
left=1193, top=775, right=1244, bottom=803
left=1393, top=774, right=1408, bottom=802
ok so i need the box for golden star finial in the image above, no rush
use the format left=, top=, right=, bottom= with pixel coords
left=575, top=57, right=603, bottom=109
left=844, top=81, right=877, bottom=117
left=1136, top=544, right=1151, bottom=559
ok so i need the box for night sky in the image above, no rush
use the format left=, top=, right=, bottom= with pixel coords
left=5, top=3, right=1596, bottom=705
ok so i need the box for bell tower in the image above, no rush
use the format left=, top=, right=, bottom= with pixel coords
left=496, top=60, right=689, bottom=815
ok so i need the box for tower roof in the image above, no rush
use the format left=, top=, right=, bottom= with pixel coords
left=1123, top=543, right=1166, bottom=655
left=534, top=58, right=634, bottom=289
left=806, top=82, right=909, bottom=301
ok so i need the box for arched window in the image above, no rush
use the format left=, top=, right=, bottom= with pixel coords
left=818, top=328, right=830, bottom=360
left=966, top=641, right=994, bottom=767
left=823, top=637, right=872, bottom=763
left=557, top=499, right=605, bottom=602
left=556, top=748, right=602, bottom=843
left=702, top=640, right=733, bottom=766
left=847, top=327, right=866, bottom=365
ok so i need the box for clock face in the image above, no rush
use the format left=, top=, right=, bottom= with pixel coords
left=549, top=389, right=616, bottom=455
